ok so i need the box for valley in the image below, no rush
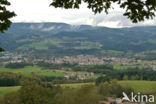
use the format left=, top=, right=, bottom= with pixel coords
left=0, top=23, right=156, bottom=104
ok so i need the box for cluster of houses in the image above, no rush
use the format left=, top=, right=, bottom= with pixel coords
left=64, top=72, right=95, bottom=80
left=31, top=55, right=156, bottom=70
left=33, top=55, right=104, bottom=65
left=0, top=52, right=155, bottom=70
left=0, top=52, right=28, bottom=64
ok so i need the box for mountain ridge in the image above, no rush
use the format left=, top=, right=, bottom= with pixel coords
left=0, top=22, right=156, bottom=57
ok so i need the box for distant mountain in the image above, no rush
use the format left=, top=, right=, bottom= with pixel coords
left=0, top=23, right=156, bottom=57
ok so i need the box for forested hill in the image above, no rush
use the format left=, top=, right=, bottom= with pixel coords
left=0, top=23, right=156, bottom=56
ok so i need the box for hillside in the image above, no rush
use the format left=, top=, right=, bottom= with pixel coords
left=0, top=23, right=156, bottom=57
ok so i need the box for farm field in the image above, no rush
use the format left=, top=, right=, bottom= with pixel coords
left=0, top=66, right=42, bottom=75
left=113, top=64, right=139, bottom=70
left=0, top=66, right=65, bottom=77
left=119, top=81, right=156, bottom=94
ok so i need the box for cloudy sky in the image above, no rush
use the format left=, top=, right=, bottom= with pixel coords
left=8, top=0, right=156, bottom=28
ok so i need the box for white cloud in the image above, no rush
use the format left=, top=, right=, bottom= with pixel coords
left=42, top=26, right=56, bottom=31
left=8, top=0, right=156, bottom=28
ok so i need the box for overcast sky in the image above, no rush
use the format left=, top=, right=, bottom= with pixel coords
left=8, top=0, right=156, bottom=28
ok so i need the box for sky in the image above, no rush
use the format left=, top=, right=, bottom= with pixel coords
left=8, top=0, right=156, bottom=28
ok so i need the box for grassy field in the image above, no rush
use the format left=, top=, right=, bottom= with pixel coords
left=119, top=81, right=156, bottom=94
left=60, top=82, right=94, bottom=88
left=0, top=66, right=64, bottom=77
left=18, top=39, right=63, bottom=50
left=113, top=64, right=139, bottom=70
left=100, top=50, right=123, bottom=54
left=61, top=81, right=156, bottom=94
left=39, top=71, right=64, bottom=77
left=0, top=66, right=41, bottom=75
left=0, top=86, right=20, bottom=98
left=0, top=66, right=98, bottom=78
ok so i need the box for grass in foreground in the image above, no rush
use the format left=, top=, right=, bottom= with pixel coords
left=0, top=86, right=20, bottom=98
left=1, top=81, right=156, bottom=98
left=119, top=80, right=156, bottom=94
left=61, top=80, right=156, bottom=94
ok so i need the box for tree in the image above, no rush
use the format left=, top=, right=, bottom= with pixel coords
left=96, top=76, right=111, bottom=85
left=98, top=79, right=133, bottom=98
left=0, top=83, right=101, bottom=104
left=51, top=0, right=156, bottom=23
left=0, top=0, right=16, bottom=52
left=0, top=47, right=4, bottom=52
left=55, top=85, right=101, bottom=104
left=123, top=75, right=129, bottom=80
left=0, top=0, right=16, bottom=33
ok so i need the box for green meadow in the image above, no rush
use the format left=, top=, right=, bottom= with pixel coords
left=60, top=82, right=94, bottom=88
left=0, top=66, right=64, bottom=77
left=0, top=86, right=20, bottom=98
left=17, top=39, right=63, bottom=50
left=0, top=66, right=98, bottom=78
left=119, top=81, right=156, bottom=94
left=61, top=80, right=156, bottom=94
left=39, top=71, right=64, bottom=77
left=61, top=81, right=156, bottom=94
left=113, top=64, right=139, bottom=70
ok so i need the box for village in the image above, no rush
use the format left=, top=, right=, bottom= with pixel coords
left=0, top=52, right=156, bottom=70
